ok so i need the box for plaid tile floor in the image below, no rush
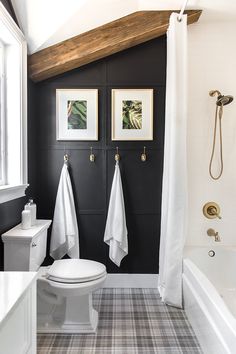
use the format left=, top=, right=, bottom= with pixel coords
left=37, top=288, right=202, bottom=354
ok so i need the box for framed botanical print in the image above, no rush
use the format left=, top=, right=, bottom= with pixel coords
left=111, top=89, right=153, bottom=141
left=56, top=89, right=98, bottom=141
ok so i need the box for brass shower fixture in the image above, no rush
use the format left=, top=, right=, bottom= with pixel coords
left=203, top=202, right=221, bottom=219
left=209, top=89, right=234, bottom=180
left=209, top=90, right=233, bottom=106
left=207, top=228, right=221, bottom=242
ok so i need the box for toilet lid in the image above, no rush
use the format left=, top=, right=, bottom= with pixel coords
left=46, top=259, right=106, bottom=283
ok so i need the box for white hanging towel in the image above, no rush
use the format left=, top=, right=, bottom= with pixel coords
left=104, top=161, right=128, bottom=266
left=50, top=162, right=80, bottom=260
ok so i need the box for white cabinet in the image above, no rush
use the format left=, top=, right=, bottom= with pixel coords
left=0, top=272, right=37, bottom=354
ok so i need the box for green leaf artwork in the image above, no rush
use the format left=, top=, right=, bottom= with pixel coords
left=122, top=100, right=142, bottom=129
left=67, top=100, right=87, bottom=129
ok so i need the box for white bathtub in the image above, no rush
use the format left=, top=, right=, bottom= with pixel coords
left=183, top=246, right=236, bottom=354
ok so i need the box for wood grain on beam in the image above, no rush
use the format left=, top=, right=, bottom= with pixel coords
left=28, top=10, right=202, bottom=82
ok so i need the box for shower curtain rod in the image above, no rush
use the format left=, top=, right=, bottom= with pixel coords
left=178, top=0, right=189, bottom=21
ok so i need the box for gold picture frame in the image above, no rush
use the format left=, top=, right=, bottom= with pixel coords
left=56, top=89, right=98, bottom=141
left=111, top=89, right=153, bottom=141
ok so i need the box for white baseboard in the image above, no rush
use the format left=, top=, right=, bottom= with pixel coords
left=103, top=274, right=159, bottom=288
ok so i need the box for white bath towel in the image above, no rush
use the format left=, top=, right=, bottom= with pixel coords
left=104, top=161, right=128, bottom=266
left=50, top=163, right=80, bottom=260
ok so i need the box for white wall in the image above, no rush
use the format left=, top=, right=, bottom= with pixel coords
left=187, top=21, right=236, bottom=246
left=138, top=0, right=236, bottom=247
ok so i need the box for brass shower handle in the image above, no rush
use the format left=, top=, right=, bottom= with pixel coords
left=207, top=206, right=221, bottom=219
left=203, top=202, right=222, bottom=219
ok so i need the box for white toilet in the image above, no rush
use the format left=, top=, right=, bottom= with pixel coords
left=2, top=220, right=107, bottom=333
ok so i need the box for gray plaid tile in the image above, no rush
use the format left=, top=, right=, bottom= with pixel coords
left=37, top=288, right=202, bottom=354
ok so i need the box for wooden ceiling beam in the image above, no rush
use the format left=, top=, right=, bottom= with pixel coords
left=28, top=10, right=202, bottom=82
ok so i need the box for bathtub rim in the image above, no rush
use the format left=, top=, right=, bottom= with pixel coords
left=183, top=250, right=236, bottom=352
left=183, top=258, right=236, bottom=330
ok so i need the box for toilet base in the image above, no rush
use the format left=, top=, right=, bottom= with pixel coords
left=37, top=309, right=98, bottom=333
left=37, top=293, right=99, bottom=333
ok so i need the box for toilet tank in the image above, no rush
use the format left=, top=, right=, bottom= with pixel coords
left=2, top=220, right=51, bottom=271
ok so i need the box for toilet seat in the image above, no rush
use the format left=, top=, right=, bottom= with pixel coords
left=46, top=259, right=106, bottom=284
left=38, top=264, right=107, bottom=300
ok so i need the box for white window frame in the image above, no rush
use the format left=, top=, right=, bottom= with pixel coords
left=0, top=3, right=28, bottom=203
left=0, top=39, right=6, bottom=186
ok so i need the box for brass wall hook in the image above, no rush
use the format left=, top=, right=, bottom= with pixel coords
left=89, top=147, right=95, bottom=162
left=141, top=146, right=147, bottom=162
left=64, top=145, right=69, bottom=164
left=115, top=146, right=120, bottom=162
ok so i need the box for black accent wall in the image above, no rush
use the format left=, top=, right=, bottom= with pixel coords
left=0, top=0, right=166, bottom=273
left=32, top=37, right=166, bottom=274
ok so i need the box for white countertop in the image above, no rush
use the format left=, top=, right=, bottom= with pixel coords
left=0, top=272, right=37, bottom=328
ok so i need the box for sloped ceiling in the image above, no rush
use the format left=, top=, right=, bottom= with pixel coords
left=139, top=0, right=236, bottom=23
left=11, top=0, right=139, bottom=53
left=11, top=0, right=236, bottom=54
left=10, top=0, right=87, bottom=53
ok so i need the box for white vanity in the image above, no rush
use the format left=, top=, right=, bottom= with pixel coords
left=0, top=271, right=37, bottom=354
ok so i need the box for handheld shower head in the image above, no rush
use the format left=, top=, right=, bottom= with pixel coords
left=209, top=89, right=234, bottom=106
left=216, top=95, right=234, bottom=106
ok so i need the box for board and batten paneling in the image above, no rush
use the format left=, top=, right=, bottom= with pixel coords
left=30, top=36, right=166, bottom=273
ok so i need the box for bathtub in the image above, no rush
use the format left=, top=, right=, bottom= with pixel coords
left=183, top=246, right=236, bottom=354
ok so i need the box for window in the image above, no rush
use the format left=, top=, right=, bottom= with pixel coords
left=0, top=39, right=6, bottom=186
left=0, top=3, right=28, bottom=203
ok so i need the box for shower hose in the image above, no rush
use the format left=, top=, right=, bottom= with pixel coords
left=209, top=104, right=224, bottom=180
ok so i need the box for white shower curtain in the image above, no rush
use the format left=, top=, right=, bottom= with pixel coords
left=158, top=13, right=188, bottom=308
